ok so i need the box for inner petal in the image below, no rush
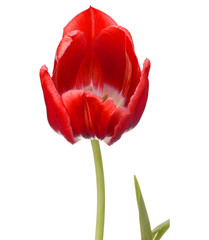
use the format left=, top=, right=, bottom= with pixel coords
left=93, top=26, right=127, bottom=92
left=52, top=31, right=87, bottom=94
left=74, top=52, right=104, bottom=92
left=93, top=26, right=134, bottom=97
left=74, top=52, right=126, bottom=107
left=93, top=26, right=141, bottom=107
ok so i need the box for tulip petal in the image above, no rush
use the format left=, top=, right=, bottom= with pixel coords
left=119, top=27, right=141, bottom=107
left=40, top=65, right=75, bottom=143
left=104, top=108, right=130, bottom=145
left=62, top=90, right=126, bottom=140
left=105, top=111, right=130, bottom=145
left=63, top=7, right=117, bottom=43
left=74, top=52, right=104, bottom=92
left=53, top=31, right=87, bottom=94
left=93, top=26, right=141, bottom=106
left=106, top=59, right=150, bottom=145
left=93, top=26, right=126, bottom=91
left=128, top=58, right=150, bottom=129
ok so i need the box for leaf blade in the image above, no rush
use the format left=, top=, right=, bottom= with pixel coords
left=134, top=175, right=152, bottom=240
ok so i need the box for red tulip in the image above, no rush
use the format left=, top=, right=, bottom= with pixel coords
left=40, top=7, right=150, bottom=145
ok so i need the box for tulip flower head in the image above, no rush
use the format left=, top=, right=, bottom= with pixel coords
left=40, top=7, right=150, bottom=145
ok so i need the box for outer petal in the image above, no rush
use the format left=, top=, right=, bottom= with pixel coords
left=104, top=111, right=130, bottom=145
left=127, top=59, right=150, bottom=128
left=107, top=59, right=150, bottom=145
left=61, top=90, right=126, bottom=140
left=63, top=7, right=117, bottom=44
left=40, top=65, right=75, bottom=144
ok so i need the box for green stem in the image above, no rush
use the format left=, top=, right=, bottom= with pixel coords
left=91, top=139, right=105, bottom=240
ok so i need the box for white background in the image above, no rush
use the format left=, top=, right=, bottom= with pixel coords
left=0, top=0, right=208, bottom=239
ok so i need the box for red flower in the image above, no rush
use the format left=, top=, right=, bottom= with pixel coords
left=40, top=7, right=150, bottom=145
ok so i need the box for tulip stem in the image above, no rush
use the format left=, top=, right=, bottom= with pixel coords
left=91, top=139, right=105, bottom=240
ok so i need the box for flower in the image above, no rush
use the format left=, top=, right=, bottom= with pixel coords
left=40, top=7, right=150, bottom=145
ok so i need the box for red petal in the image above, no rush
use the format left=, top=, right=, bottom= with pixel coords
left=56, top=31, right=77, bottom=60
left=40, top=65, right=75, bottom=143
left=53, top=31, right=87, bottom=94
left=104, top=111, right=130, bottom=145
left=93, top=26, right=140, bottom=103
left=119, top=27, right=141, bottom=107
left=107, top=59, right=150, bottom=145
left=62, top=90, right=125, bottom=140
left=63, top=7, right=117, bottom=44
left=74, top=52, right=104, bottom=91
left=128, top=59, right=150, bottom=128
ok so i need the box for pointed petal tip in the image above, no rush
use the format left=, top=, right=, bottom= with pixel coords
left=143, top=58, right=151, bottom=75
left=88, top=6, right=100, bottom=12
left=40, top=65, right=48, bottom=74
left=40, top=65, right=50, bottom=83
left=56, top=34, right=73, bottom=60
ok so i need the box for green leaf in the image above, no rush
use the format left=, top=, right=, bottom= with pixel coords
left=152, top=220, right=170, bottom=240
left=134, top=175, right=152, bottom=240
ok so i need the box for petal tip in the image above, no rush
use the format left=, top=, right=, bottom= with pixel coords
left=143, top=58, right=151, bottom=74
left=40, top=65, right=49, bottom=82
left=40, top=65, right=48, bottom=73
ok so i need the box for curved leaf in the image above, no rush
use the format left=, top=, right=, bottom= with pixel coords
left=152, top=219, right=170, bottom=240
